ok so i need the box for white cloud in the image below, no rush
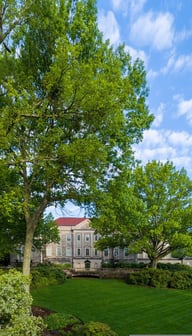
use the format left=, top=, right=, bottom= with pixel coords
left=111, top=0, right=129, bottom=15
left=98, top=10, right=120, bottom=45
left=152, top=103, right=164, bottom=128
left=147, top=69, right=159, bottom=80
left=124, top=45, right=148, bottom=65
left=174, top=54, right=192, bottom=72
left=174, top=28, right=192, bottom=43
left=162, top=52, right=192, bottom=74
left=129, top=0, right=146, bottom=17
left=168, top=130, right=192, bottom=147
left=133, top=128, right=192, bottom=177
left=130, top=11, right=174, bottom=50
left=111, top=0, right=146, bottom=17
left=161, top=54, right=175, bottom=74
left=177, top=98, right=192, bottom=125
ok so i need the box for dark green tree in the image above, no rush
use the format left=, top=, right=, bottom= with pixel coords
left=0, top=0, right=153, bottom=279
left=92, top=161, right=192, bottom=268
left=131, top=161, right=192, bottom=268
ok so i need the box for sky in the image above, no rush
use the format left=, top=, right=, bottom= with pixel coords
left=48, top=0, right=192, bottom=218
left=97, top=0, right=192, bottom=178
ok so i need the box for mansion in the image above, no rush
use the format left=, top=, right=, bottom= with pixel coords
left=11, top=217, right=192, bottom=270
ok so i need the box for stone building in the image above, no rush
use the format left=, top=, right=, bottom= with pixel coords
left=44, top=217, right=192, bottom=270
left=44, top=217, right=103, bottom=270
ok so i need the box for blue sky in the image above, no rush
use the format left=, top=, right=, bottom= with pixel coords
left=97, top=0, right=192, bottom=178
left=48, top=0, right=192, bottom=218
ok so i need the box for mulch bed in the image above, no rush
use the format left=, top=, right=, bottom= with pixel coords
left=32, top=305, right=55, bottom=318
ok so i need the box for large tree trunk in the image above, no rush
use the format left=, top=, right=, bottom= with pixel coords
left=22, top=196, right=48, bottom=290
left=150, top=258, right=158, bottom=269
left=23, top=224, right=35, bottom=277
left=22, top=222, right=36, bottom=291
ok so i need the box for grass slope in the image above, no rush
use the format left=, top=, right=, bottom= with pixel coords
left=32, top=278, right=192, bottom=336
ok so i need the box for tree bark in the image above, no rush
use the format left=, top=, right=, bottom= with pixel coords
left=150, top=258, right=158, bottom=269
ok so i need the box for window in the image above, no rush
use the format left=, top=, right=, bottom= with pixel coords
left=66, top=247, right=72, bottom=257
left=114, top=247, right=119, bottom=257
left=66, top=234, right=71, bottom=242
left=94, top=234, right=99, bottom=241
left=104, top=249, right=108, bottom=257
left=77, top=248, right=81, bottom=256
left=56, top=245, right=62, bottom=257
left=124, top=247, right=129, bottom=257
left=77, top=234, right=81, bottom=241
left=85, top=248, right=90, bottom=256
left=46, top=246, right=52, bottom=257
left=94, top=249, right=99, bottom=257
left=85, top=234, right=90, bottom=242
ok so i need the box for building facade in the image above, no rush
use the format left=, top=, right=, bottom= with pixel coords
left=44, top=217, right=103, bottom=270
left=44, top=217, right=153, bottom=270
left=10, top=217, right=190, bottom=269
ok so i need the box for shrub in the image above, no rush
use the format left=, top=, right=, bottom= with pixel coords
left=101, top=261, right=146, bottom=269
left=169, top=271, right=192, bottom=289
left=44, top=312, right=84, bottom=335
left=0, top=269, right=44, bottom=336
left=157, top=262, right=192, bottom=272
left=83, top=321, right=118, bottom=336
left=148, top=269, right=171, bottom=288
left=62, top=263, right=72, bottom=269
left=31, top=263, right=66, bottom=289
left=126, top=269, right=171, bottom=288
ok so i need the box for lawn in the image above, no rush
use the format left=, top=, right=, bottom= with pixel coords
left=32, top=278, right=192, bottom=336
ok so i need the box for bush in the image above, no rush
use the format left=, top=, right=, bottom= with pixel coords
left=83, top=321, right=118, bottom=336
left=126, top=267, right=192, bottom=289
left=126, top=269, right=171, bottom=288
left=31, top=263, right=66, bottom=289
left=169, top=271, right=192, bottom=289
left=157, top=262, right=192, bottom=272
left=0, top=269, right=44, bottom=336
left=44, top=312, right=84, bottom=335
left=101, top=261, right=146, bottom=269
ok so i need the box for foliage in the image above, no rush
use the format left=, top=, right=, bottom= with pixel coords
left=126, top=268, right=192, bottom=289
left=83, top=321, right=118, bottom=336
left=93, top=161, right=192, bottom=269
left=169, top=271, right=192, bottom=289
left=31, top=263, right=66, bottom=289
left=130, top=161, right=192, bottom=268
left=62, top=263, right=72, bottom=269
left=171, top=248, right=189, bottom=260
left=44, top=313, right=118, bottom=336
left=33, top=214, right=60, bottom=250
left=44, top=312, right=84, bottom=335
left=126, top=269, right=171, bottom=288
left=157, top=262, right=192, bottom=271
left=101, top=261, right=146, bottom=269
left=0, top=0, right=153, bottom=278
left=0, top=269, right=44, bottom=335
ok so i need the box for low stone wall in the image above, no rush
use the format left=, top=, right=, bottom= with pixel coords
left=69, top=268, right=137, bottom=279
left=98, top=268, right=136, bottom=279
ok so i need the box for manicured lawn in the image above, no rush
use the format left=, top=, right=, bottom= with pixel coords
left=32, top=278, right=192, bottom=336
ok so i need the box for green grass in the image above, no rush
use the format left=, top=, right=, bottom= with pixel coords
left=32, top=278, right=192, bottom=336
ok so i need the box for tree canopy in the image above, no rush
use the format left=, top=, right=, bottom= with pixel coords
left=0, top=0, right=153, bottom=277
left=132, top=161, right=192, bottom=267
left=93, top=161, right=192, bottom=268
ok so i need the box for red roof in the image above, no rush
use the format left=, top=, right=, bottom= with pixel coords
left=55, top=217, right=89, bottom=227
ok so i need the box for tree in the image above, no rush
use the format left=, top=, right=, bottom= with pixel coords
left=0, top=0, right=153, bottom=279
left=0, top=0, right=33, bottom=47
left=33, top=214, right=60, bottom=250
left=130, top=161, right=192, bottom=268
left=92, top=161, right=192, bottom=269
